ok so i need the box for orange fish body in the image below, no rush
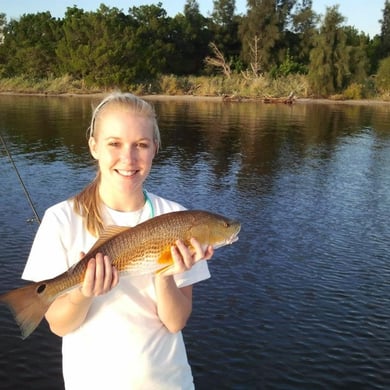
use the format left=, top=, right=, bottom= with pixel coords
left=0, top=210, right=240, bottom=339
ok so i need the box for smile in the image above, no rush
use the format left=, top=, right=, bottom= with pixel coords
left=115, top=169, right=138, bottom=177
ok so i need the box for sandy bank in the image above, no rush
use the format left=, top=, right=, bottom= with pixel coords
left=1, top=91, right=389, bottom=105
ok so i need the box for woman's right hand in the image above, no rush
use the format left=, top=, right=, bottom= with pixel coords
left=81, top=252, right=119, bottom=297
left=45, top=252, right=119, bottom=337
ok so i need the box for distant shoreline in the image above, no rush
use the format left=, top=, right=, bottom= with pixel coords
left=0, top=91, right=389, bottom=105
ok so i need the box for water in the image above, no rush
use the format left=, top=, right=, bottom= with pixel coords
left=0, top=95, right=390, bottom=389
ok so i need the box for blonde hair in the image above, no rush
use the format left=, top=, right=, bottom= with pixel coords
left=72, top=92, right=160, bottom=237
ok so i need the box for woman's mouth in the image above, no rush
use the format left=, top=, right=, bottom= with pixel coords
left=115, top=169, right=137, bottom=177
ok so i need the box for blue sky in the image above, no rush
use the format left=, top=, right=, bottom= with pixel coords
left=0, top=0, right=384, bottom=37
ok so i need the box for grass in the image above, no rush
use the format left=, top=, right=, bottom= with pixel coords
left=0, top=73, right=387, bottom=100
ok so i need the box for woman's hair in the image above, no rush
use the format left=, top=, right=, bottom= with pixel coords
left=72, top=92, right=160, bottom=237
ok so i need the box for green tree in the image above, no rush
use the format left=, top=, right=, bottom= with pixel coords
left=290, top=0, right=318, bottom=65
left=209, top=0, right=241, bottom=71
left=238, top=0, right=281, bottom=73
left=1, top=12, right=61, bottom=78
left=167, top=0, right=211, bottom=75
left=366, top=34, right=382, bottom=74
left=308, top=5, right=350, bottom=95
left=344, top=26, right=369, bottom=83
left=0, top=13, right=7, bottom=74
left=125, top=4, right=174, bottom=80
left=376, top=56, right=390, bottom=92
left=56, top=5, right=129, bottom=87
left=379, top=0, right=390, bottom=58
left=56, top=6, right=97, bottom=80
left=0, top=12, right=6, bottom=38
left=211, top=0, right=235, bottom=26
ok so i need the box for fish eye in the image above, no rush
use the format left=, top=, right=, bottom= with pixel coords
left=36, top=284, right=47, bottom=294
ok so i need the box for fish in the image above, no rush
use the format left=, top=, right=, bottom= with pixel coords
left=0, top=210, right=240, bottom=339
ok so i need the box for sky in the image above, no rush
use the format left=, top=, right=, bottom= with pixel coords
left=0, top=0, right=384, bottom=37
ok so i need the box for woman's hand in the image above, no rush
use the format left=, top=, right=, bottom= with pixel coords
left=159, top=238, right=214, bottom=277
left=45, top=252, right=119, bottom=336
left=80, top=252, right=119, bottom=297
left=154, top=238, right=213, bottom=332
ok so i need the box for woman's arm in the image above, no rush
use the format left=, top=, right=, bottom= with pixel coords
left=45, top=253, right=119, bottom=337
left=155, top=239, right=213, bottom=333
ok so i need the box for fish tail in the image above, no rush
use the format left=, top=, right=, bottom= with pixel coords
left=0, top=282, right=53, bottom=339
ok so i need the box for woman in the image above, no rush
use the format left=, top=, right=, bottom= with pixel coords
left=22, top=92, right=213, bottom=389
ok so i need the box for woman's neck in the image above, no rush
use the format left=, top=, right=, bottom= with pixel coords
left=98, top=186, right=145, bottom=212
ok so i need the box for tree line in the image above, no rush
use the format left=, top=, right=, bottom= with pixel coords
left=0, top=0, right=389, bottom=97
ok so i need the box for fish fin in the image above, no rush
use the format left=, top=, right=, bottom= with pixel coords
left=0, top=282, right=54, bottom=339
left=87, top=225, right=130, bottom=254
left=154, top=247, right=174, bottom=275
left=155, top=247, right=173, bottom=275
left=155, top=264, right=175, bottom=275
left=157, top=247, right=173, bottom=265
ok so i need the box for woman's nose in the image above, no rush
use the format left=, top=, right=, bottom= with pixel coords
left=121, top=145, right=136, bottom=162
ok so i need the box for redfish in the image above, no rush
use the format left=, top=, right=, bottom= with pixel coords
left=0, top=210, right=240, bottom=339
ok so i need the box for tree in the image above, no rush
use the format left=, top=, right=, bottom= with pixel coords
left=56, top=6, right=97, bottom=80
left=375, top=56, right=390, bottom=92
left=209, top=0, right=241, bottom=71
left=0, top=13, right=7, bottom=74
left=379, top=0, right=390, bottom=58
left=1, top=12, right=61, bottom=78
left=366, top=34, right=382, bottom=74
left=166, top=0, right=211, bottom=75
left=0, top=12, right=6, bottom=43
left=125, top=4, right=174, bottom=80
left=212, top=0, right=235, bottom=26
left=290, top=0, right=318, bottom=65
left=238, top=0, right=281, bottom=73
left=344, top=26, right=369, bottom=83
left=308, top=5, right=350, bottom=95
left=56, top=5, right=129, bottom=86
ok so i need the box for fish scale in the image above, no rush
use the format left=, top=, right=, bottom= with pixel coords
left=0, top=209, right=240, bottom=339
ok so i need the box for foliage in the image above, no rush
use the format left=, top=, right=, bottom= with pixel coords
left=308, top=5, right=350, bottom=96
left=238, top=0, right=281, bottom=73
left=290, top=0, right=318, bottom=64
left=375, top=56, right=390, bottom=92
left=342, top=83, right=364, bottom=100
left=0, top=12, right=61, bottom=78
left=0, top=72, right=311, bottom=100
left=0, top=2, right=387, bottom=98
left=209, top=0, right=241, bottom=64
left=380, top=0, right=390, bottom=58
left=270, top=49, right=307, bottom=78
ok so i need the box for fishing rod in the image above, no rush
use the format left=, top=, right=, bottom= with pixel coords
left=0, top=133, right=41, bottom=224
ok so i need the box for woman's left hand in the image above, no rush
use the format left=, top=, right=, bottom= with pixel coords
left=160, top=238, right=214, bottom=276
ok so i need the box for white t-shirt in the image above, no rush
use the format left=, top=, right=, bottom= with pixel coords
left=22, top=191, right=210, bottom=390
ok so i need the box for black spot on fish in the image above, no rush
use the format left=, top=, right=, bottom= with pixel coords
left=36, top=284, right=46, bottom=294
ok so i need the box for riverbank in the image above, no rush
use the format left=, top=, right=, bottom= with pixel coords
left=1, top=73, right=388, bottom=103
left=1, top=91, right=390, bottom=106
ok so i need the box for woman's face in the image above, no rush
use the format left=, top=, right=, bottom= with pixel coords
left=88, top=106, right=157, bottom=197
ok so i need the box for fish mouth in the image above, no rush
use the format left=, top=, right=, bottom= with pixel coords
left=227, top=223, right=241, bottom=244
left=228, top=230, right=240, bottom=245
left=115, top=169, right=138, bottom=177
left=213, top=227, right=240, bottom=249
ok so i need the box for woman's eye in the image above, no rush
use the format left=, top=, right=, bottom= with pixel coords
left=137, top=142, right=149, bottom=148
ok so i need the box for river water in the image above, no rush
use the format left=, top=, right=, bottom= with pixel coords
left=0, top=95, right=389, bottom=389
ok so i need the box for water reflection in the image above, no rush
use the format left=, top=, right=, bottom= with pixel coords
left=0, top=95, right=390, bottom=389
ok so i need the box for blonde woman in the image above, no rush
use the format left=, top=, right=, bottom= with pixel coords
left=22, top=92, right=213, bottom=389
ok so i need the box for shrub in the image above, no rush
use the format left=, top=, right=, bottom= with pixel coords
left=343, top=83, right=364, bottom=100
left=375, top=57, right=390, bottom=93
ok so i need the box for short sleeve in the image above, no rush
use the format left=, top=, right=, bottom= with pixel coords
left=22, top=206, right=70, bottom=282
